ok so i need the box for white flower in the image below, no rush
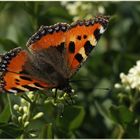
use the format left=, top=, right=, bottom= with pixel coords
left=115, top=60, right=140, bottom=92
left=98, top=6, right=105, bottom=14
left=60, top=1, right=68, bottom=6
left=66, top=2, right=82, bottom=16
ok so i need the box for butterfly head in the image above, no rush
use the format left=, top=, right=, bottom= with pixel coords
left=57, top=79, right=73, bottom=95
left=62, top=84, right=73, bottom=94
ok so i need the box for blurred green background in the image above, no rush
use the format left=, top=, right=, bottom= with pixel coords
left=0, top=1, right=140, bottom=139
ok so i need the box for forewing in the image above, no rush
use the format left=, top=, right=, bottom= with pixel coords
left=65, top=16, right=110, bottom=76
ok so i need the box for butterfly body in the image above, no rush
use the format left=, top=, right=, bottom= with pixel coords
left=0, top=16, right=110, bottom=94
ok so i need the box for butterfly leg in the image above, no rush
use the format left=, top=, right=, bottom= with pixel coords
left=67, top=92, right=74, bottom=104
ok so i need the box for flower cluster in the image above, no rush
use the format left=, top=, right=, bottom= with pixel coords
left=12, top=92, right=44, bottom=138
left=61, top=2, right=105, bottom=21
left=115, top=60, right=140, bottom=92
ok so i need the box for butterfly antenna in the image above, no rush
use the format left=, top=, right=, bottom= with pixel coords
left=70, top=80, right=111, bottom=91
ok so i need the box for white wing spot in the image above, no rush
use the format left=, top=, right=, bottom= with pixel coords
left=100, top=26, right=105, bottom=34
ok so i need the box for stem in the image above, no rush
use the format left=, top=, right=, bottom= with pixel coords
left=7, top=94, right=14, bottom=116
left=117, top=124, right=125, bottom=139
left=112, top=124, right=125, bottom=138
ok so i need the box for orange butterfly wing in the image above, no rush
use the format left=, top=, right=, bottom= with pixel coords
left=65, top=16, right=110, bottom=75
left=26, top=23, right=69, bottom=52
left=0, top=48, right=55, bottom=93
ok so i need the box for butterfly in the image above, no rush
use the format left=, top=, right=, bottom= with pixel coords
left=0, top=16, right=110, bottom=94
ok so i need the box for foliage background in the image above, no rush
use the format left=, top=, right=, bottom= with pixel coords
left=0, top=1, right=140, bottom=138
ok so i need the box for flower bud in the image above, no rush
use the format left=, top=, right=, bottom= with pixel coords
left=22, top=113, right=28, bottom=121
left=19, top=107, right=23, bottom=113
left=21, top=98, right=26, bottom=104
left=18, top=116, right=22, bottom=123
left=33, top=112, right=44, bottom=120
left=30, top=133, right=36, bottom=137
left=13, top=104, right=19, bottom=111
left=114, top=83, right=121, bottom=89
left=125, top=85, right=131, bottom=92
left=71, top=89, right=75, bottom=93
left=23, top=106, right=28, bottom=113
left=24, top=121, right=29, bottom=127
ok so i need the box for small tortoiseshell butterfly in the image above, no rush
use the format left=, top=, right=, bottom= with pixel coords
left=0, top=16, right=110, bottom=94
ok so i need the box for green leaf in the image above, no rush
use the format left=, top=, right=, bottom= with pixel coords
left=57, top=105, right=85, bottom=131
left=110, top=105, right=134, bottom=125
left=0, top=38, right=18, bottom=51
left=0, top=104, right=10, bottom=123
left=47, top=123, right=53, bottom=139
left=0, top=123, right=23, bottom=138
left=0, top=3, right=7, bottom=12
